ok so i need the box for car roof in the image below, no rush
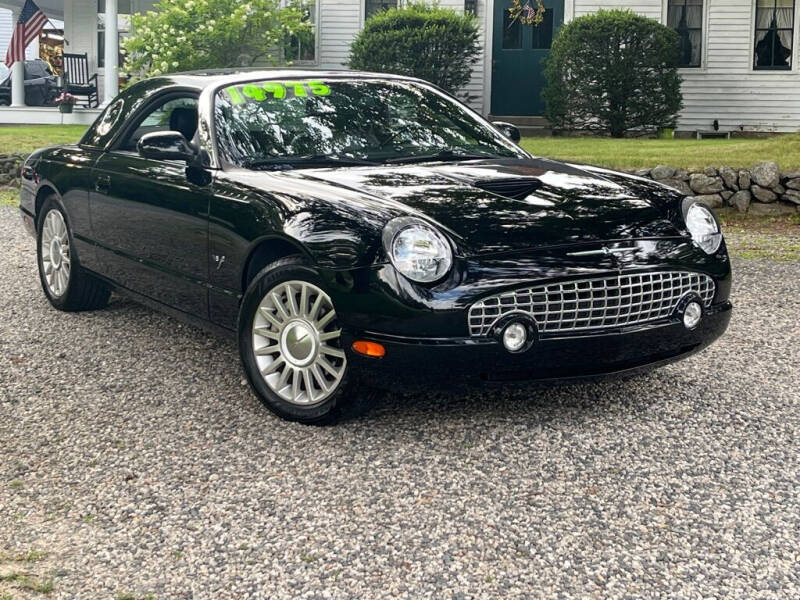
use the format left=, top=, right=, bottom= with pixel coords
left=79, top=69, right=431, bottom=150
left=159, top=69, right=424, bottom=90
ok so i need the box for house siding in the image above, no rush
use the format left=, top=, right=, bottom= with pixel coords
left=0, top=9, right=13, bottom=61
left=573, top=1, right=662, bottom=20
left=314, top=0, right=800, bottom=133
left=317, top=0, right=486, bottom=112
left=318, top=0, right=362, bottom=69
left=571, top=0, right=800, bottom=133
left=0, top=7, right=44, bottom=61
left=678, top=0, right=800, bottom=133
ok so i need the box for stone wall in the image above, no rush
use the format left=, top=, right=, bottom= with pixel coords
left=1, top=151, right=798, bottom=217
left=0, top=154, right=24, bottom=188
left=631, top=162, right=800, bottom=216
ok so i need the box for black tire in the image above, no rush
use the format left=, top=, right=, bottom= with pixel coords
left=238, top=256, right=375, bottom=425
left=36, top=196, right=110, bottom=311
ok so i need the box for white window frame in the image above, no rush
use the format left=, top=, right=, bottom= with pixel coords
left=662, top=0, right=710, bottom=72
left=750, top=0, right=799, bottom=73
left=364, top=0, right=403, bottom=24
left=282, top=0, right=320, bottom=66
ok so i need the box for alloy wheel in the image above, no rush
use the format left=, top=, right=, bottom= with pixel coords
left=252, top=280, right=347, bottom=405
left=40, top=209, right=71, bottom=297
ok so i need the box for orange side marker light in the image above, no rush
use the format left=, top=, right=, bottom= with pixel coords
left=352, top=341, right=386, bottom=358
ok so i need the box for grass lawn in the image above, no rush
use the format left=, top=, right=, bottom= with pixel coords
left=0, top=125, right=88, bottom=208
left=1, top=124, right=800, bottom=171
left=0, top=124, right=87, bottom=155
left=520, top=134, right=800, bottom=171
left=0, top=126, right=796, bottom=259
left=0, top=188, right=17, bottom=207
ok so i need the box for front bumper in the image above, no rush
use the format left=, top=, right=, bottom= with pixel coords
left=324, top=237, right=732, bottom=390
left=342, top=302, right=731, bottom=391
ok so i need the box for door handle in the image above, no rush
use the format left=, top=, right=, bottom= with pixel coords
left=95, top=175, right=111, bottom=193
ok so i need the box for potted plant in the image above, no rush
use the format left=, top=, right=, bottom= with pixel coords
left=657, top=127, right=675, bottom=139
left=55, top=92, right=76, bottom=114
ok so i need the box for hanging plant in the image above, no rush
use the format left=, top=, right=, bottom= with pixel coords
left=508, top=0, right=546, bottom=26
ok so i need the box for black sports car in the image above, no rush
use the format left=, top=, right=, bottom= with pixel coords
left=19, top=70, right=732, bottom=424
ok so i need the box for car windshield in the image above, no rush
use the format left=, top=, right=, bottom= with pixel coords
left=214, top=78, right=524, bottom=169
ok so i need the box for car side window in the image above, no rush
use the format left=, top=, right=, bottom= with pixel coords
left=119, top=96, right=199, bottom=152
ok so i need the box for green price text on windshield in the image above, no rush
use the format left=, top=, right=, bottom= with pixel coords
left=225, top=80, right=331, bottom=104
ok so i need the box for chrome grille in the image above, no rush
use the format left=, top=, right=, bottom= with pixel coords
left=468, top=271, right=715, bottom=337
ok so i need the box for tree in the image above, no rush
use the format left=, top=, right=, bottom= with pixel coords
left=543, top=9, right=683, bottom=138
left=348, top=3, right=480, bottom=95
left=122, top=0, right=310, bottom=78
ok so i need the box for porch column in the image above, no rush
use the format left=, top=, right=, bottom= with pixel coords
left=103, top=0, right=119, bottom=104
left=10, top=7, right=25, bottom=107
left=10, top=62, right=25, bottom=107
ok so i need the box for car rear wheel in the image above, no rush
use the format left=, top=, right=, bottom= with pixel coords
left=37, top=197, right=110, bottom=311
left=238, top=256, right=374, bottom=424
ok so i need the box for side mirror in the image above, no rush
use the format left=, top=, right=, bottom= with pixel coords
left=137, top=131, right=198, bottom=163
left=492, top=121, right=521, bottom=143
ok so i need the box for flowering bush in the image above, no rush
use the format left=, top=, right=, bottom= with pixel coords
left=122, top=0, right=310, bottom=79
left=55, top=92, right=76, bottom=106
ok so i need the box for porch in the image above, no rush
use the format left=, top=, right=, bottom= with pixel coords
left=0, top=105, right=99, bottom=123
left=0, top=0, right=145, bottom=124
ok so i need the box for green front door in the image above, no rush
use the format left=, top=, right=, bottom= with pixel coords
left=491, top=0, right=564, bottom=116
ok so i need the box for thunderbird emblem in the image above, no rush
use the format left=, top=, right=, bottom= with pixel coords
left=567, top=245, right=633, bottom=271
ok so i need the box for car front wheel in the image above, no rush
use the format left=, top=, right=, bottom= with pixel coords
left=238, top=256, right=373, bottom=424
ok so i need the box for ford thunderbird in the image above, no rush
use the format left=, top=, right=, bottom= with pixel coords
left=19, top=70, right=732, bottom=423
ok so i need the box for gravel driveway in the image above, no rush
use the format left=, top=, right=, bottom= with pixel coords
left=1, top=205, right=798, bottom=599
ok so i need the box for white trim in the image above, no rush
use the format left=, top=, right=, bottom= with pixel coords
left=0, top=106, right=101, bottom=124
left=313, top=0, right=321, bottom=65
left=564, top=0, right=574, bottom=22
left=482, top=0, right=492, bottom=115
left=103, top=0, right=118, bottom=104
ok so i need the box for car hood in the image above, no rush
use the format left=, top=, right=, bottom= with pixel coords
left=291, top=157, right=684, bottom=255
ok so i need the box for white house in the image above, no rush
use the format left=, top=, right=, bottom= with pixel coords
left=0, top=8, right=49, bottom=60
left=0, top=0, right=798, bottom=135
left=0, top=0, right=155, bottom=123
left=312, top=0, right=800, bottom=135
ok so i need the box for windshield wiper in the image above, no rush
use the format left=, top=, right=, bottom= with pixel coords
left=243, top=154, right=381, bottom=170
left=384, top=148, right=502, bottom=165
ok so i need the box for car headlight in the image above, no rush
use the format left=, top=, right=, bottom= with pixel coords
left=382, top=217, right=453, bottom=283
left=683, top=200, right=722, bottom=254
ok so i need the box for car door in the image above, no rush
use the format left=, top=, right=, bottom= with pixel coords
left=89, top=94, right=211, bottom=318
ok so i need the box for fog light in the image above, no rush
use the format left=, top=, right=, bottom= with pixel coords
left=683, top=301, right=702, bottom=330
left=502, top=322, right=528, bottom=352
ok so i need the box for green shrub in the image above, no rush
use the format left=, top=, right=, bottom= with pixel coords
left=543, top=9, right=683, bottom=138
left=349, top=3, right=480, bottom=94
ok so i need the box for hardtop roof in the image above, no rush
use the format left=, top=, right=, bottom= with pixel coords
left=157, top=69, right=423, bottom=90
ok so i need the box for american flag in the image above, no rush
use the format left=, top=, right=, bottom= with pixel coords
left=5, top=0, right=48, bottom=66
